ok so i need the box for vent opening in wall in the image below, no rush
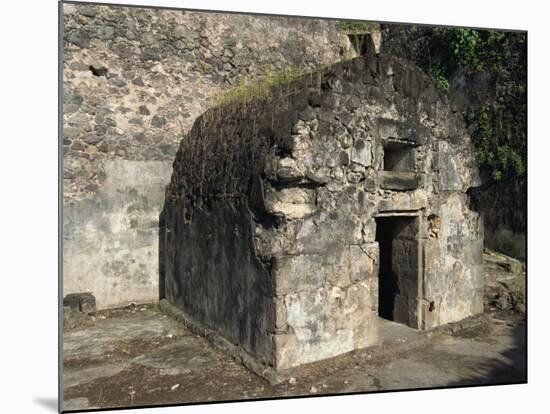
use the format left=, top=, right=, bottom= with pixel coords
left=383, top=141, right=415, bottom=172
left=380, top=140, right=419, bottom=191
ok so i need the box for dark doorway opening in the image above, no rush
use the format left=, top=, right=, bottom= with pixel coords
left=375, top=215, right=420, bottom=328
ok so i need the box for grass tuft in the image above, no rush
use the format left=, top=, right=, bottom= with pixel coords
left=214, top=66, right=315, bottom=107
left=337, top=20, right=370, bottom=34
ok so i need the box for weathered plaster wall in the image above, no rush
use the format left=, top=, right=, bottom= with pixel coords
left=163, top=53, right=483, bottom=369
left=62, top=3, right=352, bottom=309
left=63, top=161, right=172, bottom=309
left=426, top=193, right=484, bottom=327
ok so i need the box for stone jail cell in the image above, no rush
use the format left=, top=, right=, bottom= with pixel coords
left=161, top=52, right=484, bottom=371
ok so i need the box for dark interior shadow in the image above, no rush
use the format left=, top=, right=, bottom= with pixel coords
left=33, top=397, right=58, bottom=412
left=445, top=318, right=527, bottom=387
left=158, top=207, right=166, bottom=300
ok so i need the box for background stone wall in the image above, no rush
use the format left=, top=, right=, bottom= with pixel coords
left=62, top=3, right=353, bottom=309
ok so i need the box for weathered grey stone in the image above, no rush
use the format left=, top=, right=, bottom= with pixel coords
left=337, top=128, right=353, bottom=149
left=265, top=187, right=316, bottom=219
left=82, top=133, right=102, bottom=145
left=141, top=47, right=163, bottom=61
left=347, top=171, right=363, bottom=183
left=68, top=31, right=89, bottom=48
left=159, top=144, right=178, bottom=157
left=138, top=105, right=150, bottom=115
left=69, top=62, right=90, bottom=71
left=151, top=115, right=167, bottom=128
left=276, top=157, right=304, bottom=181
left=351, top=139, right=372, bottom=166
left=97, top=142, right=110, bottom=153
left=133, top=132, right=146, bottom=143
left=110, top=78, right=127, bottom=87
left=438, top=141, right=462, bottom=191
left=464, top=238, right=484, bottom=265
left=299, top=107, right=316, bottom=122
left=305, top=167, right=330, bottom=184
left=70, top=140, right=85, bottom=151
left=274, top=253, right=341, bottom=295
left=339, top=151, right=350, bottom=166
left=63, top=292, right=96, bottom=314
left=350, top=244, right=377, bottom=282
left=96, top=26, right=115, bottom=40
left=379, top=171, right=419, bottom=191
left=89, top=62, right=108, bottom=77
left=64, top=126, right=80, bottom=140
left=79, top=5, right=97, bottom=17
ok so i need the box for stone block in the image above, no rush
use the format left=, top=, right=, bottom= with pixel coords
left=391, top=240, right=417, bottom=268
left=472, top=288, right=484, bottom=314
left=392, top=294, right=410, bottom=326
left=463, top=238, right=484, bottom=265
left=294, top=216, right=358, bottom=255
left=353, top=312, right=378, bottom=349
left=419, top=299, right=439, bottom=330
left=276, top=157, right=305, bottom=181
left=470, top=265, right=485, bottom=290
left=438, top=141, right=462, bottom=191
left=350, top=244, right=378, bottom=282
left=63, top=292, right=96, bottom=314
left=423, top=238, right=443, bottom=268
left=266, top=187, right=316, bottom=219
left=268, top=296, right=287, bottom=332
left=273, top=249, right=350, bottom=296
left=378, top=171, right=419, bottom=191
left=272, top=332, right=301, bottom=369
left=362, top=219, right=377, bottom=242
left=407, top=298, right=421, bottom=329
left=377, top=118, right=404, bottom=141
left=351, top=139, right=372, bottom=167
left=395, top=267, right=419, bottom=298
left=377, top=190, right=428, bottom=212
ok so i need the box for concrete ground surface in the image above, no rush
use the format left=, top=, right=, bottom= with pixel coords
left=62, top=305, right=526, bottom=411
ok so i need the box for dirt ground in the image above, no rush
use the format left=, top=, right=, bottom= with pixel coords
left=62, top=303, right=526, bottom=411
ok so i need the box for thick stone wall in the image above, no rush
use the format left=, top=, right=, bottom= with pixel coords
left=161, top=205, right=275, bottom=364
left=163, top=53, right=484, bottom=369
left=62, top=3, right=352, bottom=309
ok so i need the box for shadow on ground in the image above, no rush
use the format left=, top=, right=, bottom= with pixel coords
left=33, top=397, right=58, bottom=412
left=62, top=306, right=526, bottom=411
left=446, top=318, right=526, bottom=387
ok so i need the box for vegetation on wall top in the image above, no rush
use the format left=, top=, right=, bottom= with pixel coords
left=214, top=66, right=315, bottom=107
left=337, top=20, right=370, bottom=33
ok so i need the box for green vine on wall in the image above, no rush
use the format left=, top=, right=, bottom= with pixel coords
left=466, top=103, right=526, bottom=182
left=382, top=24, right=526, bottom=243
left=424, top=28, right=526, bottom=183
left=427, top=28, right=485, bottom=91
